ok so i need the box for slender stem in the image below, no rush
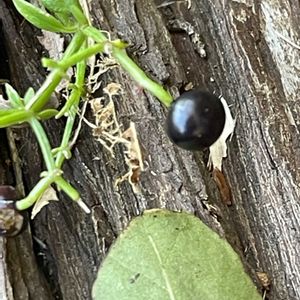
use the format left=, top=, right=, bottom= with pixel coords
left=28, top=117, right=56, bottom=171
left=56, top=58, right=86, bottom=118
left=55, top=60, right=86, bottom=167
left=53, top=43, right=104, bottom=71
left=0, top=109, right=19, bottom=117
left=82, top=26, right=107, bottom=42
left=55, top=177, right=80, bottom=201
left=26, top=32, right=86, bottom=112
left=26, top=70, right=64, bottom=112
left=82, top=26, right=173, bottom=107
left=63, top=32, right=85, bottom=58
left=29, top=41, right=101, bottom=114
left=112, top=47, right=173, bottom=106
left=0, top=110, right=33, bottom=127
left=15, top=170, right=62, bottom=210
left=16, top=44, right=88, bottom=211
left=54, top=106, right=76, bottom=166
left=16, top=115, right=81, bottom=210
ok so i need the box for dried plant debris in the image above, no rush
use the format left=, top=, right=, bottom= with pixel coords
left=212, top=168, right=232, bottom=206
left=69, top=56, right=118, bottom=152
left=86, top=49, right=144, bottom=192
left=90, top=83, right=123, bottom=155
left=115, top=122, right=145, bottom=193
left=31, top=186, right=59, bottom=219
left=88, top=57, right=118, bottom=94
left=256, top=271, right=271, bottom=291
left=89, top=83, right=144, bottom=192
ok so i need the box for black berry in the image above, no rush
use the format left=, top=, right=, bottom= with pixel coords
left=166, top=89, right=226, bottom=150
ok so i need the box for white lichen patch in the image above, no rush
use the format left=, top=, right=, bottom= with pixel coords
left=168, top=19, right=206, bottom=58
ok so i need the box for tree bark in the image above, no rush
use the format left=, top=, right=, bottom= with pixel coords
left=0, top=0, right=299, bottom=299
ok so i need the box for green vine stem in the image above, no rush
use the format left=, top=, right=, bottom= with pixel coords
left=54, top=177, right=79, bottom=201
left=54, top=176, right=90, bottom=213
left=43, top=42, right=104, bottom=73
left=15, top=169, right=62, bottom=210
left=11, top=34, right=89, bottom=212
left=113, top=48, right=172, bottom=106
left=0, top=110, right=33, bottom=127
left=25, top=31, right=85, bottom=112
left=29, top=117, right=56, bottom=171
left=55, top=59, right=86, bottom=167
left=14, top=116, right=82, bottom=210
left=82, top=26, right=173, bottom=107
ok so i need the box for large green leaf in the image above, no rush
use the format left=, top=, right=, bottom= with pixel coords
left=40, top=0, right=81, bottom=13
left=92, top=209, right=261, bottom=300
left=12, top=0, right=76, bottom=33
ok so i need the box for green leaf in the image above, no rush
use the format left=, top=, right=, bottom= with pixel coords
left=12, top=0, right=76, bottom=33
left=37, top=109, right=58, bottom=120
left=92, top=209, right=262, bottom=300
left=69, top=4, right=88, bottom=25
left=5, top=83, right=23, bottom=108
left=40, top=0, right=81, bottom=13
left=40, top=0, right=84, bottom=26
left=23, top=87, right=35, bottom=105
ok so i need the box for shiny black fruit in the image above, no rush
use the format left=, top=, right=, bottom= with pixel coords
left=0, top=186, right=24, bottom=237
left=166, top=89, right=226, bottom=150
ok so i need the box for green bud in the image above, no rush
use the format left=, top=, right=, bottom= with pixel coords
left=37, top=109, right=59, bottom=120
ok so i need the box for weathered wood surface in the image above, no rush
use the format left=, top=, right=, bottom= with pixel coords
left=0, top=0, right=299, bottom=299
